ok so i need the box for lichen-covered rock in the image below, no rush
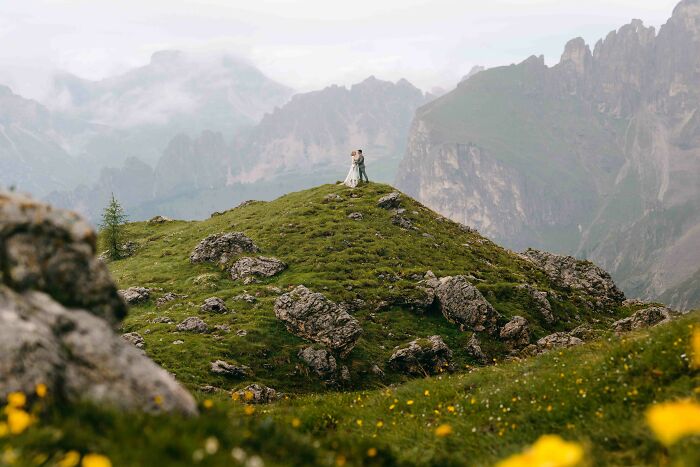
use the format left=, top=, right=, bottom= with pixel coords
left=121, top=332, right=145, bottom=349
left=210, top=360, right=250, bottom=378
left=236, top=384, right=278, bottom=404
left=611, top=306, right=673, bottom=333
left=274, top=286, right=362, bottom=357
left=521, top=249, right=624, bottom=309
left=500, top=316, right=530, bottom=350
left=0, top=191, right=127, bottom=325
left=388, top=335, right=453, bottom=376
left=230, top=256, right=287, bottom=282
left=465, top=333, right=489, bottom=364
left=189, top=232, right=259, bottom=265
left=119, top=287, right=151, bottom=305
left=200, top=297, right=228, bottom=313
left=176, top=316, right=209, bottom=333
left=517, top=284, right=554, bottom=323
left=434, top=276, right=501, bottom=333
left=298, top=347, right=338, bottom=380
left=377, top=192, right=402, bottom=209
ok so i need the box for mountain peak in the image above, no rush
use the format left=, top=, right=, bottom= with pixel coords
left=560, top=37, right=592, bottom=73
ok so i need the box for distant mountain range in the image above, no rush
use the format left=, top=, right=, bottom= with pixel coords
left=396, top=0, right=700, bottom=310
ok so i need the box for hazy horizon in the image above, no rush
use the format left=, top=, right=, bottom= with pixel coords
left=0, top=0, right=680, bottom=100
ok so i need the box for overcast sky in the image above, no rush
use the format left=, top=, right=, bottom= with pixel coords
left=0, top=0, right=681, bottom=99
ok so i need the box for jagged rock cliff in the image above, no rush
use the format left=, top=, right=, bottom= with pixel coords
left=397, top=0, right=700, bottom=310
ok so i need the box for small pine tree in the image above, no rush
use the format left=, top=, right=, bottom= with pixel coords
left=100, top=193, right=128, bottom=260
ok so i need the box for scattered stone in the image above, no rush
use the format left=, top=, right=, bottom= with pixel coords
left=176, top=317, right=209, bottom=333
left=392, top=214, right=414, bottom=230
left=499, top=316, right=530, bottom=350
left=152, top=316, right=174, bottom=324
left=148, top=215, right=172, bottom=224
left=274, top=286, right=363, bottom=357
left=156, top=292, right=186, bottom=307
left=298, top=347, right=338, bottom=380
left=234, top=293, right=257, bottom=304
left=236, top=384, right=278, bottom=404
left=347, top=212, right=363, bottom=221
left=388, top=335, right=453, bottom=376
left=210, top=360, right=250, bottom=378
left=266, top=286, right=283, bottom=294
left=323, top=193, right=343, bottom=202
left=118, top=287, right=151, bottom=305
left=214, top=324, right=231, bottom=333
left=172, top=340, right=184, bottom=345
left=622, top=298, right=648, bottom=307
left=520, top=249, right=625, bottom=309
left=377, top=192, right=402, bottom=209
left=121, top=332, right=145, bottom=349
left=236, top=329, right=248, bottom=337
left=189, top=232, right=260, bottom=265
left=434, top=276, right=501, bottom=333
left=120, top=241, right=138, bottom=257
left=531, top=332, right=584, bottom=354
left=200, top=385, right=222, bottom=394
left=465, top=333, right=489, bottom=364
left=200, top=297, right=229, bottom=314
left=569, top=324, right=596, bottom=340
left=517, top=284, right=554, bottom=323
left=611, top=306, right=673, bottom=333
left=230, top=256, right=287, bottom=282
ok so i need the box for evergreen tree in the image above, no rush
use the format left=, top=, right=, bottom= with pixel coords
left=100, top=194, right=128, bottom=260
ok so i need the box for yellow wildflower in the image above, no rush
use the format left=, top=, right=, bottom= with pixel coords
left=496, top=434, right=583, bottom=467
left=692, top=328, right=700, bottom=369
left=6, top=408, right=32, bottom=435
left=435, top=424, right=453, bottom=437
left=406, top=400, right=414, bottom=406
left=356, top=419, right=363, bottom=427
left=2, top=447, right=18, bottom=465
left=0, top=422, right=7, bottom=437
left=389, top=404, right=395, bottom=410
left=291, top=418, right=301, bottom=428
left=153, top=395, right=163, bottom=406
left=35, top=384, right=48, bottom=398
left=81, top=453, right=112, bottom=467
left=58, top=451, right=81, bottom=467
left=367, top=447, right=378, bottom=457
left=7, top=392, right=26, bottom=408
left=202, top=399, right=214, bottom=409
left=645, top=399, right=700, bottom=446
left=231, top=392, right=240, bottom=401
left=244, top=405, right=255, bottom=415
left=424, top=390, right=430, bottom=396
left=376, top=421, right=384, bottom=428
left=447, top=405, right=455, bottom=413
left=244, top=391, right=254, bottom=401
left=335, top=455, right=346, bottom=466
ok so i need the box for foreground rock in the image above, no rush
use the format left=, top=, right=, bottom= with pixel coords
left=274, top=286, right=362, bottom=356
left=235, top=384, right=278, bottom=404
left=434, top=276, right=500, bottom=333
left=298, top=347, right=338, bottom=380
left=521, top=249, right=624, bottom=309
left=230, top=256, right=287, bottom=283
left=0, top=191, right=196, bottom=415
left=189, top=232, right=260, bottom=265
left=210, top=360, right=250, bottom=378
left=499, top=316, right=530, bottom=350
left=612, top=306, right=673, bottom=333
left=119, top=287, right=151, bottom=305
left=388, top=335, right=453, bottom=376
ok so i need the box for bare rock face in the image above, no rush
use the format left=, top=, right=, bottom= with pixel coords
left=0, top=191, right=196, bottom=415
left=119, top=287, right=151, bottom=305
left=210, top=360, right=250, bottom=378
left=377, top=192, right=402, bottom=209
left=518, top=284, right=555, bottom=323
left=520, top=249, right=624, bottom=310
left=176, top=316, right=209, bottom=333
left=200, top=297, right=228, bottom=314
left=189, top=232, right=260, bottom=265
left=236, top=384, right=278, bottom=404
left=274, top=286, right=362, bottom=357
left=298, top=346, right=338, bottom=380
left=434, top=276, right=501, bottom=333
left=499, top=316, right=530, bottom=350
left=230, top=256, right=287, bottom=282
left=388, top=335, right=453, bottom=376
left=611, top=306, right=673, bottom=333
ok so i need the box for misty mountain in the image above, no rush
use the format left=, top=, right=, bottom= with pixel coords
left=396, top=0, right=700, bottom=310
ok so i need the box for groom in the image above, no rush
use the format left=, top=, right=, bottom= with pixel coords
left=357, top=149, right=369, bottom=183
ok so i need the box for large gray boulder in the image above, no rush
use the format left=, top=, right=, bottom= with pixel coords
left=388, top=335, right=453, bottom=376
left=611, top=306, right=673, bottom=333
left=200, top=297, right=228, bottom=314
left=189, top=232, right=260, bottom=265
left=521, top=249, right=624, bottom=309
left=434, top=276, right=501, bottom=333
left=274, top=286, right=362, bottom=357
left=230, top=256, right=287, bottom=282
left=298, top=346, right=338, bottom=380
left=0, top=191, right=195, bottom=415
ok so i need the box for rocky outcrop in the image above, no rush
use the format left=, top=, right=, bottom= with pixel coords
left=377, top=192, right=402, bottom=209
left=176, top=316, right=209, bottom=333
left=388, top=335, right=453, bottom=376
left=0, top=191, right=196, bottom=415
left=274, top=286, right=362, bottom=357
left=189, top=232, right=259, bottom=265
left=235, top=384, right=278, bottom=404
left=210, top=360, right=250, bottom=378
left=229, top=256, right=287, bottom=282
left=200, top=297, right=228, bottom=314
left=499, top=316, right=530, bottom=350
left=119, top=287, right=151, bottom=305
left=611, top=306, right=673, bottom=333
left=434, top=276, right=500, bottom=333
left=520, top=249, right=624, bottom=309
left=298, top=347, right=338, bottom=380
left=518, top=284, right=555, bottom=323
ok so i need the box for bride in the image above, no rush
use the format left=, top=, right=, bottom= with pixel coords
left=343, top=150, right=361, bottom=188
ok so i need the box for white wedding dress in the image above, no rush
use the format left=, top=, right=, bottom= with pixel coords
left=343, top=159, right=360, bottom=188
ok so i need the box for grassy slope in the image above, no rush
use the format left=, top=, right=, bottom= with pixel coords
left=3, top=313, right=698, bottom=466
left=108, top=183, right=629, bottom=395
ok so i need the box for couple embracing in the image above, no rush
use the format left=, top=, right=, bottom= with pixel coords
left=343, top=149, right=369, bottom=188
